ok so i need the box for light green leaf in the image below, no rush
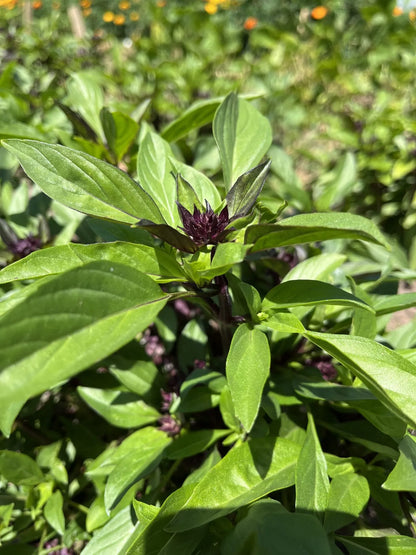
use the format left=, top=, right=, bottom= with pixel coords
left=77, top=387, right=160, bottom=429
left=169, top=157, right=221, bottom=210
left=247, top=212, right=391, bottom=251
left=260, top=312, right=305, bottom=334
left=0, top=242, right=186, bottom=285
left=0, top=450, right=44, bottom=486
left=295, top=412, right=329, bottom=520
left=66, top=72, right=105, bottom=139
left=213, top=93, right=272, bottom=190
left=164, top=436, right=300, bottom=532
left=108, top=111, right=139, bottom=162
left=324, top=473, right=369, bottom=533
left=137, top=131, right=178, bottom=227
left=282, top=253, right=346, bottom=283
left=382, top=433, right=416, bottom=491
left=314, top=152, right=357, bottom=211
left=226, top=324, right=270, bottom=432
left=0, top=261, right=167, bottom=436
left=110, top=359, right=162, bottom=401
left=44, top=490, right=65, bottom=535
left=263, top=280, right=373, bottom=313
left=2, top=139, right=164, bottom=224
left=199, top=243, right=250, bottom=281
left=374, top=293, right=416, bottom=316
left=104, top=429, right=171, bottom=511
left=305, top=331, right=416, bottom=427
left=337, top=535, right=416, bottom=555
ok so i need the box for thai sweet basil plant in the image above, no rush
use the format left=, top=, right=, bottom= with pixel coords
left=1, top=92, right=416, bottom=553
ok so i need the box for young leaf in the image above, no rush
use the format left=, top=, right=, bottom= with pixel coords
left=213, top=93, right=272, bottom=190
left=0, top=261, right=167, bottom=437
left=295, top=412, right=330, bottom=520
left=226, top=324, right=271, bottom=432
left=226, top=160, right=271, bottom=219
left=0, top=450, right=44, bottom=486
left=305, top=331, right=416, bottom=428
left=2, top=139, right=164, bottom=225
left=175, top=173, right=203, bottom=213
left=247, top=212, right=391, bottom=251
left=44, top=490, right=65, bottom=535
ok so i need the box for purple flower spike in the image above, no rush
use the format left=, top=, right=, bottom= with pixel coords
left=177, top=200, right=229, bottom=247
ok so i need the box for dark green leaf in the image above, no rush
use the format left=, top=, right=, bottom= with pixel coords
left=226, top=160, right=271, bottom=219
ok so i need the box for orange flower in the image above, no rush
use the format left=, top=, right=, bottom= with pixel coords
left=80, top=0, right=90, bottom=7
left=311, top=5, right=328, bottom=20
left=113, top=13, right=125, bottom=25
left=130, top=11, right=140, bottom=20
left=103, top=11, right=114, bottom=22
left=204, top=2, right=217, bottom=14
left=392, top=6, right=403, bottom=16
left=32, top=0, right=42, bottom=8
left=119, top=0, right=130, bottom=9
left=156, top=0, right=166, bottom=6
left=244, top=16, right=258, bottom=30
left=410, top=9, right=416, bottom=22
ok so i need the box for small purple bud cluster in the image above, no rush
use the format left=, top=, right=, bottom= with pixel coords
left=306, top=356, right=337, bottom=381
left=140, top=328, right=165, bottom=365
left=158, top=414, right=181, bottom=437
left=8, top=234, right=42, bottom=258
left=177, top=201, right=229, bottom=247
left=43, top=539, right=74, bottom=555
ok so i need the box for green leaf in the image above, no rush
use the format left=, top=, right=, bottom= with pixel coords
left=169, top=157, right=221, bottom=210
left=81, top=505, right=147, bottom=555
left=44, top=490, right=65, bottom=535
left=77, top=388, right=160, bottom=429
left=213, top=93, right=272, bottom=190
left=0, top=450, right=44, bottom=486
left=281, top=253, right=346, bottom=283
left=164, top=436, right=300, bottom=532
left=263, top=280, right=374, bottom=313
left=136, top=131, right=179, bottom=227
left=260, top=312, right=305, bottom=334
left=2, top=139, right=164, bottom=225
left=104, top=429, right=170, bottom=511
left=314, top=152, right=357, bottom=211
left=324, top=473, right=370, bottom=533
left=135, top=221, right=197, bottom=253
left=305, top=331, right=416, bottom=428
left=165, top=429, right=230, bottom=460
left=246, top=212, right=391, bottom=252
left=226, top=160, right=271, bottom=219
left=337, top=535, right=416, bottom=555
left=199, top=243, right=250, bottom=281
left=66, top=71, right=105, bottom=139
left=295, top=412, right=329, bottom=520
left=175, top=173, right=203, bottom=213
left=382, top=433, right=416, bottom=491
left=221, top=499, right=332, bottom=555
left=0, top=261, right=167, bottom=436
left=226, top=324, right=270, bottom=432
left=101, top=110, right=139, bottom=163
left=161, top=96, right=228, bottom=143
left=0, top=242, right=186, bottom=285
left=374, top=293, right=416, bottom=316
left=110, top=359, right=162, bottom=401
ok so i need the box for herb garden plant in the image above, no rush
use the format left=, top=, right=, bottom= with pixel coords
left=2, top=92, right=416, bottom=553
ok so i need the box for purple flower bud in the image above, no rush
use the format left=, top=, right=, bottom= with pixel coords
left=158, top=414, right=181, bottom=437
left=160, top=389, right=173, bottom=412
left=177, top=200, right=229, bottom=247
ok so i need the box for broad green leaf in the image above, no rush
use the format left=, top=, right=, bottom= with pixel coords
left=0, top=242, right=186, bottom=285
left=305, top=331, right=416, bottom=427
left=213, top=93, right=272, bottom=190
left=44, top=490, right=65, bottom=535
left=81, top=505, right=147, bottom=555
left=382, top=433, right=416, bottom=491
left=183, top=448, right=222, bottom=486
left=324, top=473, right=370, bottom=533
left=221, top=499, right=332, bottom=555
left=110, top=359, right=162, bottom=401
left=295, top=412, right=329, bottom=520
left=0, top=450, right=44, bottom=486
left=104, top=429, right=171, bottom=511
left=77, top=387, right=160, bottom=429
left=2, top=140, right=164, bottom=225
left=260, top=312, right=305, bottom=334
left=263, top=280, right=373, bottom=313
left=136, top=131, right=179, bottom=227
left=226, top=160, right=271, bottom=219
left=314, top=152, right=357, bottom=211
left=247, top=212, right=391, bottom=251
left=0, top=261, right=167, bottom=436
left=226, top=324, right=270, bottom=432
left=165, top=429, right=230, bottom=460
left=337, top=535, right=416, bottom=555
left=199, top=243, right=250, bottom=281
left=294, top=380, right=375, bottom=402
left=104, top=111, right=139, bottom=162
left=164, top=436, right=300, bottom=532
